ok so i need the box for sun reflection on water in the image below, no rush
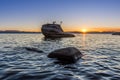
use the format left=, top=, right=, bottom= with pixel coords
left=82, top=33, right=86, bottom=49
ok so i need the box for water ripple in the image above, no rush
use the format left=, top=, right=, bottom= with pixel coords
left=0, top=34, right=120, bottom=80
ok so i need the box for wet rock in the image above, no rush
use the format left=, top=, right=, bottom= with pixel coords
left=48, top=47, right=83, bottom=63
left=24, top=47, right=43, bottom=53
left=41, top=23, right=75, bottom=38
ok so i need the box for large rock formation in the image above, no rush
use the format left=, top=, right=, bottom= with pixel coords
left=41, top=23, right=75, bottom=38
left=48, top=47, right=83, bottom=63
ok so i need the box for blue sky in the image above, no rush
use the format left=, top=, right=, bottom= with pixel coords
left=0, top=0, right=120, bottom=31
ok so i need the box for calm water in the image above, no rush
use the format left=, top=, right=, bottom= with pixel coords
left=0, top=34, right=120, bottom=80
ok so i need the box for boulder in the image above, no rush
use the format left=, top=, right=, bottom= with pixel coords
left=41, top=23, right=75, bottom=38
left=48, top=47, right=83, bottom=63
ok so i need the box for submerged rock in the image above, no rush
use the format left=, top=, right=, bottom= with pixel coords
left=24, top=47, right=43, bottom=53
left=48, top=47, right=83, bottom=63
left=41, top=22, right=75, bottom=38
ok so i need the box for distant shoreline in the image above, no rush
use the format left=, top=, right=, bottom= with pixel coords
left=0, top=31, right=41, bottom=34
left=0, top=30, right=119, bottom=34
left=0, top=32, right=41, bottom=34
left=0, top=32, right=115, bottom=34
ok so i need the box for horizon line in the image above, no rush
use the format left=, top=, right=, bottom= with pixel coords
left=0, top=30, right=119, bottom=33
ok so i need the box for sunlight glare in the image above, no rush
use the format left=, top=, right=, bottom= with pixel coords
left=81, top=29, right=87, bottom=33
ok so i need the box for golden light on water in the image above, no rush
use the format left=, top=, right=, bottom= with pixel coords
left=82, top=33, right=86, bottom=49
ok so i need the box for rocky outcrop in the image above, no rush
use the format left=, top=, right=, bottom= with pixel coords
left=48, top=47, right=83, bottom=63
left=41, top=23, right=75, bottom=38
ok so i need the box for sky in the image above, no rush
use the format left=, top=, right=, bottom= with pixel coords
left=0, top=0, right=120, bottom=32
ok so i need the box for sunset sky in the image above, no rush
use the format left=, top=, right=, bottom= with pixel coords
left=0, top=0, right=120, bottom=32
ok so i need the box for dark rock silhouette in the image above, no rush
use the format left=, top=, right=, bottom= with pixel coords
left=48, top=47, right=83, bottom=63
left=112, top=32, right=120, bottom=35
left=41, top=22, right=75, bottom=38
left=24, top=47, right=43, bottom=53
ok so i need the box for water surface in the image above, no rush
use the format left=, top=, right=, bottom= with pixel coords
left=0, top=34, right=120, bottom=80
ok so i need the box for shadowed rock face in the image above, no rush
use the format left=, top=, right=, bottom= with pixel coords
left=41, top=23, right=75, bottom=38
left=48, top=47, right=83, bottom=63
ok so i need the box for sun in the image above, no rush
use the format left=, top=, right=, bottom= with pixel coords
left=81, top=29, right=87, bottom=33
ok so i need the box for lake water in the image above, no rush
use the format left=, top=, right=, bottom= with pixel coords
left=0, top=33, right=120, bottom=80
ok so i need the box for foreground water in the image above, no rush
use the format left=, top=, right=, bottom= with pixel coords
left=0, top=33, right=120, bottom=80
